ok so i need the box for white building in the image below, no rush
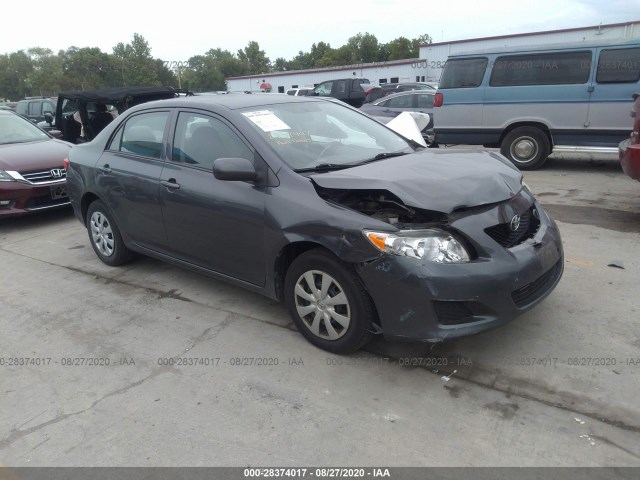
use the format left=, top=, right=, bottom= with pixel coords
left=225, top=58, right=429, bottom=93
left=225, top=20, right=640, bottom=91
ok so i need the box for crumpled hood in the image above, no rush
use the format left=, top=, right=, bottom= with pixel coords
left=310, top=149, right=523, bottom=213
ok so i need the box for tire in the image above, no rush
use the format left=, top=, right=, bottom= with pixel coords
left=86, top=200, right=135, bottom=266
left=284, top=249, right=374, bottom=354
left=500, top=127, right=550, bottom=170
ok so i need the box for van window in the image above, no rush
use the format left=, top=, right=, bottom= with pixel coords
left=596, top=47, right=640, bottom=83
left=489, top=51, right=591, bottom=86
left=439, top=58, right=488, bottom=88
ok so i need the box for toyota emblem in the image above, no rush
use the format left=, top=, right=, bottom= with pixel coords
left=510, top=214, right=521, bottom=232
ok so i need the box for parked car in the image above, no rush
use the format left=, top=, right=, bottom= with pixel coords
left=619, top=92, right=640, bottom=181
left=434, top=39, right=640, bottom=169
left=306, top=78, right=372, bottom=107
left=55, top=86, right=189, bottom=144
left=381, top=82, right=437, bottom=96
left=360, top=90, right=435, bottom=141
left=66, top=94, right=563, bottom=353
left=286, top=87, right=314, bottom=96
left=0, top=110, right=72, bottom=218
left=15, top=97, right=57, bottom=123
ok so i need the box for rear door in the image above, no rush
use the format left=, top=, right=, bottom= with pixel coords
left=587, top=45, right=640, bottom=146
left=159, top=110, right=267, bottom=286
left=96, top=109, right=171, bottom=250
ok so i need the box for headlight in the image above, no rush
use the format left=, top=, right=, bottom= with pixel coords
left=364, top=229, right=471, bottom=263
left=0, top=170, right=16, bottom=182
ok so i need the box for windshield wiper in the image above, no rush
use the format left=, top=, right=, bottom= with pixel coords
left=350, top=151, right=409, bottom=167
left=294, top=163, right=352, bottom=173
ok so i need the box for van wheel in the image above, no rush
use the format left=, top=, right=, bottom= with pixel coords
left=284, top=249, right=373, bottom=354
left=500, top=127, right=550, bottom=170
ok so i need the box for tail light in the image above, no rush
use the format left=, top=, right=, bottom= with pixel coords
left=434, top=93, right=443, bottom=107
left=63, top=158, right=69, bottom=170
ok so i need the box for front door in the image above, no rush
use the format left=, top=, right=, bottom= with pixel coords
left=159, top=110, right=266, bottom=286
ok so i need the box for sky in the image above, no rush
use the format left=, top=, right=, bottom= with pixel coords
left=1, top=0, right=638, bottom=61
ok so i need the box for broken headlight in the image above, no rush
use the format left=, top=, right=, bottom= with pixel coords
left=364, top=229, right=470, bottom=263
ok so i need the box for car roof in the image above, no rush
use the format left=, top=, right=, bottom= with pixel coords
left=58, top=86, right=187, bottom=103
left=124, top=92, right=331, bottom=113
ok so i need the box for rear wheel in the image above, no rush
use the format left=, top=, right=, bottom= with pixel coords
left=86, top=200, right=134, bottom=266
left=500, top=127, right=550, bottom=170
left=284, top=249, right=374, bottom=354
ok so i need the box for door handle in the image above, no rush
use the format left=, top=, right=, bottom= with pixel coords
left=161, top=179, right=180, bottom=190
left=99, top=164, right=112, bottom=174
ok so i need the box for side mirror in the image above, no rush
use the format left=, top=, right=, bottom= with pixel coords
left=44, top=112, right=54, bottom=125
left=213, top=157, right=257, bottom=182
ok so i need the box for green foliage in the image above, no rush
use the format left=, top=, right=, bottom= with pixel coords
left=0, top=32, right=433, bottom=99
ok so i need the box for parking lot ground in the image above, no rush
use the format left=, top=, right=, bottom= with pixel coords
left=1, top=156, right=639, bottom=467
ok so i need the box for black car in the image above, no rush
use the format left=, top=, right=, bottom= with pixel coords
left=66, top=95, right=564, bottom=353
left=15, top=97, right=57, bottom=123
left=54, top=86, right=190, bottom=144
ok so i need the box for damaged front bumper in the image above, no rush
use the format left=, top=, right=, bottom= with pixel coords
left=356, top=194, right=564, bottom=342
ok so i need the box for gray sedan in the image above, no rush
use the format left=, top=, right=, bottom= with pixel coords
left=360, top=91, right=435, bottom=140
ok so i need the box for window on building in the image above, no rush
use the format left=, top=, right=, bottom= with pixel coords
left=292, top=85, right=298, bottom=88
left=489, top=51, right=592, bottom=86
left=379, top=78, right=387, bottom=84
left=390, top=77, right=399, bottom=83
left=278, top=86, right=285, bottom=93
left=416, top=76, right=420, bottom=82
left=421, top=76, right=426, bottom=82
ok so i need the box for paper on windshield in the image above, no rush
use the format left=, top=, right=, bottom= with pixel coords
left=242, top=110, right=290, bottom=132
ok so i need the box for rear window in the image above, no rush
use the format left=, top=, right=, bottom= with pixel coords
left=439, top=58, right=488, bottom=89
left=596, top=47, right=640, bottom=83
left=489, top=51, right=592, bottom=86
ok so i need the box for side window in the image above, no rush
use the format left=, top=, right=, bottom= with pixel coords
left=336, top=80, right=347, bottom=94
left=43, top=102, right=55, bottom=114
left=489, top=51, right=592, bottom=86
left=287, top=90, right=295, bottom=95
left=439, top=58, right=488, bottom=88
left=376, top=99, right=390, bottom=107
left=417, top=94, right=434, bottom=108
left=597, top=48, right=640, bottom=83
left=172, top=112, right=253, bottom=170
left=387, top=95, right=413, bottom=108
left=28, top=102, right=41, bottom=115
left=107, top=125, right=124, bottom=151
left=315, top=82, right=333, bottom=95
left=119, top=111, right=169, bottom=158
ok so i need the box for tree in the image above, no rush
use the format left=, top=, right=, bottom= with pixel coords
left=411, top=34, right=433, bottom=57
left=113, top=33, right=160, bottom=86
left=61, top=47, right=118, bottom=90
left=346, top=33, right=380, bottom=63
left=385, top=37, right=414, bottom=60
left=237, top=41, right=270, bottom=74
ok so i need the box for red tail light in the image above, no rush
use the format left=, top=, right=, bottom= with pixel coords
left=434, top=93, right=443, bottom=107
left=63, top=158, right=69, bottom=170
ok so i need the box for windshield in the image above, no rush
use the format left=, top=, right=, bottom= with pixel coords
left=239, top=100, right=413, bottom=171
left=0, top=114, right=50, bottom=144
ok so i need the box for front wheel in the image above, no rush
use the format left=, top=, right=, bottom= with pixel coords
left=284, top=249, right=374, bottom=354
left=86, top=200, right=135, bottom=266
left=500, top=127, right=550, bottom=170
